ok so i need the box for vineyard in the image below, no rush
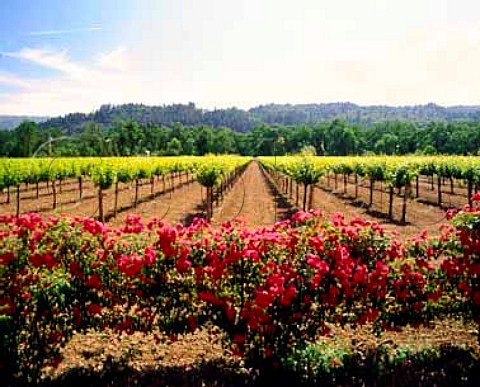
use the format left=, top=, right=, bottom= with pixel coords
left=1, top=155, right=480, bottom=385
left=0, top=156, right=250, bottom=224
left=1, top=155, right=480, bottom=234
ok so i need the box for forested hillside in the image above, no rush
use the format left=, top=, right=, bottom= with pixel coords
left=4, top=102, right=479, bottom=134
left=37, top=103, right=260, bottom=134
left=2, top=118, right=480, bottom=157
left=250, top=102, right=480, bottom=125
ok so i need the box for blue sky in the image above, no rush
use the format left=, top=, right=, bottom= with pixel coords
left=1, top=0, right=480, bottom=116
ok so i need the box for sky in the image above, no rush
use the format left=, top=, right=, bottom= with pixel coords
left=0, top=0, right=480, bottom=116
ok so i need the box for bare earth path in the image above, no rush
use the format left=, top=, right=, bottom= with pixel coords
left=212, top=161, right=291, bottom=228
left=108, top=178, right=206, bottom=227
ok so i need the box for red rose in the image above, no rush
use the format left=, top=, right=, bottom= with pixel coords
left=87, top=303, right=103, bottom=315
left=21, top=292, right=32, bottom=300
left=254, top=290, right=274, bottom=309
left=86, top=273, right=102, bottom=289
left=198, top=291, right=224, bottom=306
left=471, top=192, right=480, bottom=202
left=176, top=258, right=192, bottom=273
left=233, top=334, right=246, bottom=345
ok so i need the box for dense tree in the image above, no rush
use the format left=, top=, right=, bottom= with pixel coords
left=195, top=126, right=215, bottom=155
left=375, top=133, right=399, bottom=155
left=78, top=122, right=107, bottom=156
left=324, top=119, right=358, bottom=155
left=0, top=130, right=15, bottom=156
left=211, top=127, right=236, bottom=154
left=2, top=117, right=480, bottom=157
left=165, top=137, right=183, bottom=156
left=32, top=102, right=480, bottom=136
left=13, top=121, right=39, bottom=157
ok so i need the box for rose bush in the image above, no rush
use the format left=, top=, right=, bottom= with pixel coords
left=1, top=200, right=479, bottom=384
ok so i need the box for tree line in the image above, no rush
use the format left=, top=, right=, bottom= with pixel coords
left=1, top=118, right=480, bottom=157
left=5, top=102, right=480, bottom=134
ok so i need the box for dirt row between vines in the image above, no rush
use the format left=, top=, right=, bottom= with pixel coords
left=265, top=169, right=455, bottom=238
left=211, top=161, right=292, bottom=228
left=0, top=174, right=210, bottom=227
left=0, top=162, right=290, bottom=229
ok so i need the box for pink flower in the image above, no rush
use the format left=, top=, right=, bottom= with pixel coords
left=123, top=214, right=144, bottom=233
left=69, top=261, right=83, bottom=276
left=157, top=226, right=178, bottom=256
left=118, top=253, right=143, bottom=277
left=0, top=252, right=15, bottom=266
left=30, top=252, right=56, bottom=269
left=82, top=218, right=106, bottom=235
left=332, top=212, right=346, bottom=226
left=233, top=333, right=246, bottom=345
left=144, top=246, right=157, bottom=266
left=225, top=305, right=236, bottom=322
left=254, top=290, right=274, bottom=308
left=21, top=292, right=32, bottom=300
left=306, top=254, right=329, bottom=274
left=280, top=284, right=297, bottom=306
left=292, top=210, right=312, bottom=223
left=353, top=265, right=368, bottom=285
left=243, top=249, right=260, bottom=262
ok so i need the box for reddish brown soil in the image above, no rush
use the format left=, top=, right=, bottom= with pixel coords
left=107, top=177, right=206, bottom=228
left=315, top=175, right=450, bottom=237
left=42, top=326, right=248, bottom=384
left=0, top=173, right=209, bottom=227
left=212, top=161, right=291, bottom=228
left=0, top=162, right=292, bottom=230
left=271, top=171, right=459, bottom=238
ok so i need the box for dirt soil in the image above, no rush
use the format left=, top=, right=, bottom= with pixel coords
left=0, top=173, right=208, bottom=227
left=40, top=319, right=479, bottom=386
left=272, top=171, right=457, bottom=239
left=0, top=162, right=293, bottom=230
left=211, top=161, right=292, bottom=228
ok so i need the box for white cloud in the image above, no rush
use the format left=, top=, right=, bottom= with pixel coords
left=1, top=15, right=480, bottom=116
left=97, top=48, right=127, bottom=71
left=3, top=48, right=91, bottom=79
left=0, top=73, right=32, bottom=88
left=0, top=46, right=146, bottom=115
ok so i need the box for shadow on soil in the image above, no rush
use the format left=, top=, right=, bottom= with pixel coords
left=314, top=184, right=416, bottom=226
left=259, top=167, right=295, bottom=221
left=103, top=179, right=196, bottom=223
left=39, top=359, right=253, bottom=387
left=35, top=344, right=480, bottom=387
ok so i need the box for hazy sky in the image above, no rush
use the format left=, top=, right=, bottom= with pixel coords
left=1, top=0, right=479, bottom=116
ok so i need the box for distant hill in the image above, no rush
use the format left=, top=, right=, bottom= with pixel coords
left=14, top=102, right=480, bottom=133
left=249, top=102, right=480, bottom=126
left=0, top=115, right=48, bottom=130
left=40, top=103, right=260, bottom=134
